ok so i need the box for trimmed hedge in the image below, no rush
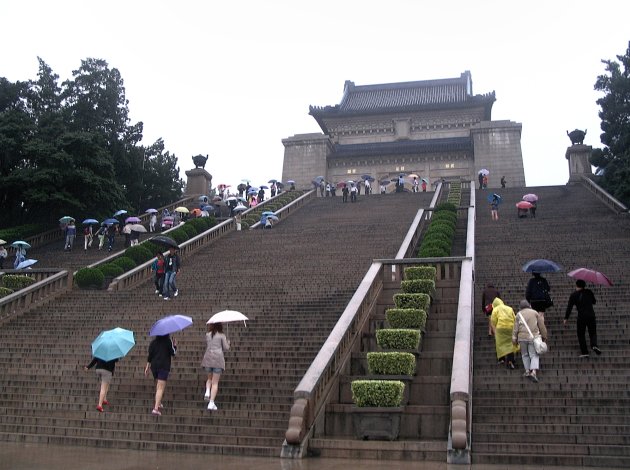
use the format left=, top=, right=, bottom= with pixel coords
left=351, top=380, right=405, bottom=407
left=401, top=279, right=435, bottom=295
left=181, top=223, right=198, bottom=238
left=112, top=256, right=137, bottom=272
left=404, top=266, right=436, bottom=280
left=385, top=308, right=427, bottom=329
left=418, top=239, right=451, bottom=254
left=98, top=263, right=125, bottom=278
left=125, top=245, right=153, bottom=265
left=0, top=287, right=14, bottom=298
left=0, top=223, right=50, bottom=241
left=435, top=202, right=457, bottom=212
left=367, top=352, right=416, bottom=376
left=418, top=246, right=448, bottom=257
left=75, top=268, right=105, bottom=289
left=1, top=274, right=36, bottom=290
left=376, top=329, right=421, bottom=350
left=394, top=293, right=430, bottom=310
left=142, top=241, right=162, bottom=255
left=169, top=228, right=189, bottom=244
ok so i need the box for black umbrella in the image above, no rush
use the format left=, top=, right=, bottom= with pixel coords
left=151, top=235, right=179, bottom=250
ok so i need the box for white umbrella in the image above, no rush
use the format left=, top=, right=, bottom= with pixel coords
left=122, top=224, right=132, bottom=234
left=129, top=224, right=147, bottom=233
left=478, top=169, right=490, bottom=176
left=207, top=310, right=249, bottom=326
left=16, top=259, right=37, bottom=269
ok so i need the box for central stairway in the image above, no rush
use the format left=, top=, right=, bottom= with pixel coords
left=0, top=193, right=432, bottom=456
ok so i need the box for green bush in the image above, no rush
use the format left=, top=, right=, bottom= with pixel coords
left=181, top=223, right=198, bottom=238
left=385, top=308, right=427, bottom=329
left=430, top=212, right=457, bottom=227
left=435, top=202, right=457, bottom=212
left=394, top=293, right=430, bottom=310
left=0, top=286, right=14, bottom=298
left=124, top=245, right=153, bottom=265
left=367, top=352, right=416, bottom=376
left=401, top=279, right=435, bottom=295
left=422, top=231, right=453, bottom=246
left=418, top=246, right=449, bottom=257
left=404, top=266, right=436, bottom=280
left=75, top=268, right=105, bottom=289
left=376, top=329, right=421, bottom=350
left=0, top=223, right=50, bottom=241
left=419, top=239, right=451, bottom=254
left=186, top=218, right=208, bottom=233
left=112, top=256, right=137, bottom=272
left=169, top=228, right=189, bottom=244
left=98, top=263, right=125, bottom=278
left=0, top=274, right=36, bottom=290
left=425, top=222, right=455, bottom=238
left=351, top=380, right=405, bottom=407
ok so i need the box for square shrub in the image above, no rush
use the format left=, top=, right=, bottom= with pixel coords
left=394, top=293, right=430, bottom=310
left=367, top=352, right=416, bottom=376
left=401, top=279, right=435, bottom=295
left=385, top=308, right=427, bottom=329
left=0, top=286, right=15, bottom=298
left=0, top=274, right=36, bottom=290
left=404, top=266, right=436, bottom=281
left=376, top=329, right=421, bottom=350
left=351, top=380, right=405, bottom=407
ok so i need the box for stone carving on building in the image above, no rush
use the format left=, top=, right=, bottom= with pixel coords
left=566, top=129, right=587, bottom=146
left=192, top=154, right=208, bottom=169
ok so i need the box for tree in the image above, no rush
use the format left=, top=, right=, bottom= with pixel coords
left=592, top=41, right=630, bottom=206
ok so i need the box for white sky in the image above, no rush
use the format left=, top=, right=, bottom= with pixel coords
left=2, top=0, right=629, bottom=189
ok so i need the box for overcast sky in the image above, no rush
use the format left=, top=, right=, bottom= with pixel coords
left=2, top=0, right=629, bottom=189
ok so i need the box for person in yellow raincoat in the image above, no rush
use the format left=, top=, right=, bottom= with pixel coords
left=490, top=297, right=519, bottom=369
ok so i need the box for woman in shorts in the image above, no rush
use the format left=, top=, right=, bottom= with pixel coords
left=84, top=357, right=118, bottom=412
left=201, top=322, right=230, bottom=411
left=145, top=334, right=177, bottom=416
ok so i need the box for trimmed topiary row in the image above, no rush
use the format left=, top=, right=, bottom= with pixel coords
left=367, top=352, right=416, bottom=376
left=351, top=380, right=405, bottom=407
left=1, top=274, right=36, bottom=290
left=376, top=329, right=421, bottom=350
left=385, top=308, right=427, bottom=329
left=418, top=200, right=458, bottom=257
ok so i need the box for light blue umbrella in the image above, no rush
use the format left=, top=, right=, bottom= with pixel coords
left=16, top=259, right=37, bottom=269
left=102, top=218, right=119, bottom=225
left=261, top=211, right=275, bottom=216
left=11, top=241, right=31, bottom=249
left=113, top=209, right=127, bottom=216
left=59, top=216, right=75, bottom=224
left=91, top=327, right=135, bottom=362
left=82, top=218, right=99, bottom=225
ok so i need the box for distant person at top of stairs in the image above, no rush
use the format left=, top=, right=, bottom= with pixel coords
left=490, top=298, right=519, bottom=369
left=500, top=176, right=506, bottom=188
left=513, top=300, right=548, bottom=383
left=481, top=283, right=501, bottom=337
left=525, top=273, right=552, bottom=316
left=564, top=279, right=601, bottom=358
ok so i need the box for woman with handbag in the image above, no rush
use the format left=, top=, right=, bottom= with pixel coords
left=513, top=300, right=548, bottom=383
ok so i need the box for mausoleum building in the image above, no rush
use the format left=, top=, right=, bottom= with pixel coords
left=282, top=71, right=525, bottom=189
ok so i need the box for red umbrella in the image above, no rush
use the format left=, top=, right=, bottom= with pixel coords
left=516, top=201, right=533, bottom=209
left=567, top=268, right=613, bottom=287
left=336, top=181, right=346, bottom=188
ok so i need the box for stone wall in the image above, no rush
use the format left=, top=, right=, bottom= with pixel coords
left=281, top=133, right=332, bottom=189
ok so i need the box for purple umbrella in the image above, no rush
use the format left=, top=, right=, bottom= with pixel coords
left=125, top=216, right=141, bottom=224
left=149, top=315, right=193, bottom=336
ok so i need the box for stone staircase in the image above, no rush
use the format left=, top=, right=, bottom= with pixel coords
left=472, top=184, right=630, bottom=467
left=0, top=192, right=433, bottom=456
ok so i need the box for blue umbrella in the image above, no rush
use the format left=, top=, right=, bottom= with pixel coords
left=16, top=259, right=37, bottom=269
left=522, top=259, right=562, bottom=273
left=145, top=208, right=158, bottom=213
left=82, top=218, right=99, bottom=225
left=202, top=205, right=215, bottom=212
left=91, top=327, right=135, bottom=361
left=11, top=241, right=31, bottom=249
left=487, top=193, right=502, bottom=204
left=103, top=218, right=120, bottom=225
left=261, top=211, right=275, bottom=216
left=113, top=209, right=127, bottom=216
left=149, top=315, right=193, bottom=336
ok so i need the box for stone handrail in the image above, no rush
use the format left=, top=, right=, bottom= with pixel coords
left=580, top=175, right=629, bottom=214
left=0, top=269, right=72, bottom=324
left=249, top=190, right=316, bottom=229
left=447, top=181, right=476, bottom=464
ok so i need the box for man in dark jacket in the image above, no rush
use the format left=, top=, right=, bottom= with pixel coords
left=162, top=247, right=181, bottom=300
left=564, top=279, right=601, bottom=357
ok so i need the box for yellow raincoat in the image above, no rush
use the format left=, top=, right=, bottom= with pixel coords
left=490, top=298, right=520, bottom=359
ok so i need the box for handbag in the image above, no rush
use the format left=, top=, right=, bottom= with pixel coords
left=517, top=312, right=548, bottom=355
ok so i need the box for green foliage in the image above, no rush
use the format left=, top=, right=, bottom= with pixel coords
left=435, top=202, right=457, bottom=213
left=111, top=256, right=136, bottom=272
left=426, top=222, right=455, bottom=238
left=418, top=239, right=451, bottom=254
left=404, top=266, right=436, bottom=280
left=124, top=245, right=153, bottom=265
left=181, top=223, right=198, bottom=238
left=75, top=268, right=105, bottom=289
left=186, top=218, right=208, bottom=234
left=98, top=263, right=125, bottom=278
left=169, top=228, right=189, bottom=244
left=351, top=380, right=405, bottom=407
left=142, top=241, right=162, bottom=255
left=367, top=352, right=416, bottom=376
left=592, top=41, right=630, bottom=206
left=0, top=275, right=36, bottom=290
left=385, top=308, right=427, bottom=329
left=0, top=287, right=14, bottom=298
left=376, top=329, right=421, bottom=350
left=401, top=279, right=435, bottom=294
left=0, top=224, right=51, bottom=239
left=393, top=293, right=430, bottom=310
left=418, top=246, right=449, bottom=257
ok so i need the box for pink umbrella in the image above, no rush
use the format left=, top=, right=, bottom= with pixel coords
left=522, top=194, right=538, bottom=202
left=516, top=201, right=533, bottom=209
left=125, top=216, right=141, bottom=224
left=567, top=268, right=613, bottom=287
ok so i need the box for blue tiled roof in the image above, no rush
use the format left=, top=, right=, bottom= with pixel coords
left=331, top=137, right=472, bottom=158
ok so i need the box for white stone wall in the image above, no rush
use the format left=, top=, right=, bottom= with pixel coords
left=281, top=133, right=332, bottom=190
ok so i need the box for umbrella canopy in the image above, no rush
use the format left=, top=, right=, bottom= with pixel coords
left=287, top=179, right=295, bottom=184
left=347, top=180, right=355, bottom=185
left=240, top=178, right=251, bottom=183
left=174, top=206, right=189, bottom=213
left=212, top=196, right=223, bottom=202
left=267, top=215, right=279, bottom=222
left=145, top=208, right=158, bottom=214
left=129, top=224, right=147, bottom=233
left=16, top=259, right=37, bottom=269
left=59, top=216, right=75, bottom=224
left=102, top=218, right=119, bottom=225
left=361, top=174, right=373, bottom=180
left=202, top=205, right=215, bottom=212
left=217, top=184, right=231, bottom=188
left=11, top=241, right=31, bottom=249
left=82, top=218, right=99, bottom=225
left=91, top=327, right=135, bottom=361
left=522, top=259, right=562, bottom=273
left=421, top=178, right=429, bottom=183
left=149, top=314, right=193, bottom=336
left=113, top=210, right=127, bottom=216
left=233, top=205, right=247, bottom=213
left=567, top=268, right=613, bottom=287
left=268, top=179, right=278, bottom=183
left=478, top=169, right=490, bottom=176
left=151, top=235, right=179, bottom=249
left=125, top=216, right=141, bottom=224
left=522, top=194, right=538, bottom=202
left=380, top=179, right=391, bottom=185
left=0, top=239, right=6, bottom=245
left=237, top=196, right=248, bottom=202
left=198, top=195, right=209, bottom=201
left=191, top=208, right=202, bottom=216
left=225, top=196, right=238, bottom=202
left=237, top=183, right=247, bottom=191
left=336, top=181, right=346, bottom=188
left=259, top=185, right=269, bottom=189
left=276, top=182, right=285, bottom=188
left=314, top=176, right=325, bottom=182
left=261, top=211, right=275, bottom=216
left=516, top=201, right=533, bottom=209
left=122, top=224, right=132, bottom=234
left=162, top=219, right=174, bottom=226
left=207, top=310, right=249, bottom=326
left=487, top=193, right=502, bottom=203
left=408, top=173, right=419, bottom=179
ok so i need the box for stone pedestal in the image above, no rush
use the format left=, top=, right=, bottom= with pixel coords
left=184, top=168, right=212, bottom=196
left=565, top=144, right=592, bottom=182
